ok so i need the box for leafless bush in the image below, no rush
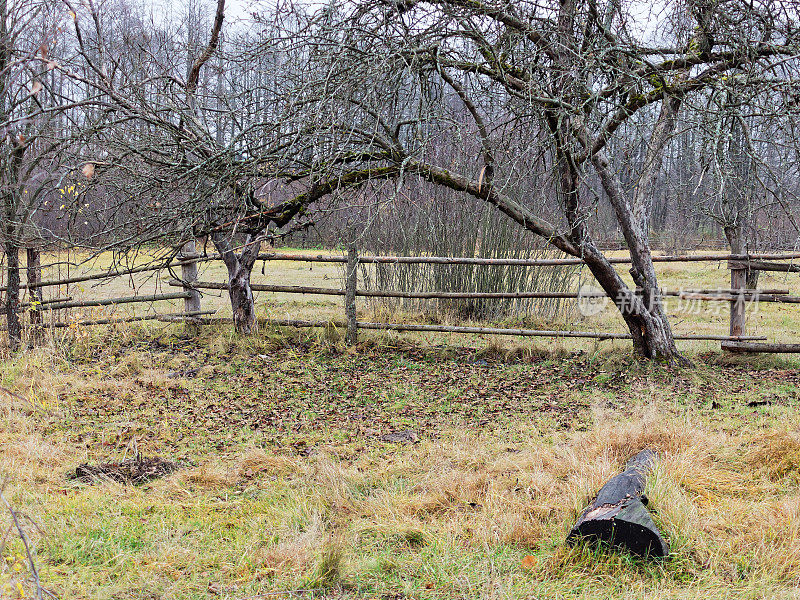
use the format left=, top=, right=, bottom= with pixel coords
left=356, top=190, right=579, bottom=323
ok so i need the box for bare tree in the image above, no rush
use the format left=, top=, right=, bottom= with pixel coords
left=63, top=0, right=370, bottom=333
left=267, top=0, right=800, bottom=362
left=0, top=0, right=85, bottom=349
left=54, top=0, right=800, bottom=359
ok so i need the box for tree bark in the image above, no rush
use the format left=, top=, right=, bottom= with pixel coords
left=547, top=0, right=684, bottom=364
left=550, top=120, right=682, bottom=362
left=26, top=247, right=42, bottom=344
left=229, top=268, right=256, bottom=334
left=179, top=241, right=202, bottom=330
left=723, top=110, right=755, bottom=339
left=5, top=242, right=21, bottom=351
left=590, top=148, right=685, bottom=363
left=211, top=231, right=259, bottom=334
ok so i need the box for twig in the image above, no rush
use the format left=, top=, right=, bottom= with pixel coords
left=0, top=478, right=43, bottom=600
left=233, top=591, right=323, bottom=599
left=0, top=386, right=29, bottom=403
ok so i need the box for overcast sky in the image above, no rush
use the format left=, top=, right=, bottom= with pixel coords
left=141, top=0, right=258, bottom=28
left=138, top=0, right=670, bottom=45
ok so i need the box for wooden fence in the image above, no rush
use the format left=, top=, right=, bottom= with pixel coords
left=175, top=249, right=800, bottom=350
left=1, top=246, right=214, bottom=331
left=7, top=246, right=800, bottom=352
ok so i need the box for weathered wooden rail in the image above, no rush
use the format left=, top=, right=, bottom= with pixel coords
left=254, top=251, right=800, bottom=266
left=214, top=318, right=765, bottom=342
left=49, top=310, right=215, bottom=328
left=168, top=279, right=790, bottom=301
left=40, top=292, right=191, bottom=312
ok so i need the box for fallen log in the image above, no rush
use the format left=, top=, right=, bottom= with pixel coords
left=567, top=449, right=668, bottom=557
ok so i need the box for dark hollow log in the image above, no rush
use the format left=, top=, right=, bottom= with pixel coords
left=567, top=449, right=668, bottom=557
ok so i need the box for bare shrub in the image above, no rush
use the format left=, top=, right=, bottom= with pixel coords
left=357, top=191, right=579, bottom=323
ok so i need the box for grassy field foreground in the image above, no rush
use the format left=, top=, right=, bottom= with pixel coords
left=3, top=326, right=800, bottom=599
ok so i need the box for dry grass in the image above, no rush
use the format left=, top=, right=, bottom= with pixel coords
left=747, top=430, right=800, bottom=482
left=3, top=390, right=800, bottom=598
left=2, top=248, right=800, bottom=597
left=237, top=448, right=302, bottom=480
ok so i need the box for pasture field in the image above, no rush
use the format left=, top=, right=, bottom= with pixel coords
left=2, top=249, right=800, bottom=599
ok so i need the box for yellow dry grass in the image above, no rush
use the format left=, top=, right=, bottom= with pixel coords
left=2, top=373, right=800, bottom=599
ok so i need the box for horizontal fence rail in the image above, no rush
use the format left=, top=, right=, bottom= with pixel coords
left=728, top=260, right=800, bottom=272
left=198, top=317, right=767, bottom=342
left=40, top=292, right=191, bottom=312
left=254, top=251, right=800, bottom=266
left=169, top=280, right=795, bottom=303
left=678, top=293, right=800, bottom=303
left=721, top=341, right=800, bottom=353
left=50, top=310, right=216, bottom=328
left=19, top=296, right=72, bottom=309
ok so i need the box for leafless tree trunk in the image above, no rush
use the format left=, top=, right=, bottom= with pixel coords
left=26, top=247, right=42, bottom=336
left=0, top=0, right=86, bottom=349
left=4, top=242, right=20, bottom=350
left=211, top=232, right=260, bottom=334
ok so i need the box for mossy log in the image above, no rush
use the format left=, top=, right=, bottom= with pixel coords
left=567, top=449, right=668, bottom=557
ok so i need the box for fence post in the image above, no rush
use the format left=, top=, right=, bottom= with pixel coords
left=345, top=245, right=358, bottom=345
left=729, top=265, right=747, bottom=338
left=26, top=247, right=42, bottom=330
left=179, top=241, right=202, bottom=323
left=728, top=234, right=748, bottom=338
